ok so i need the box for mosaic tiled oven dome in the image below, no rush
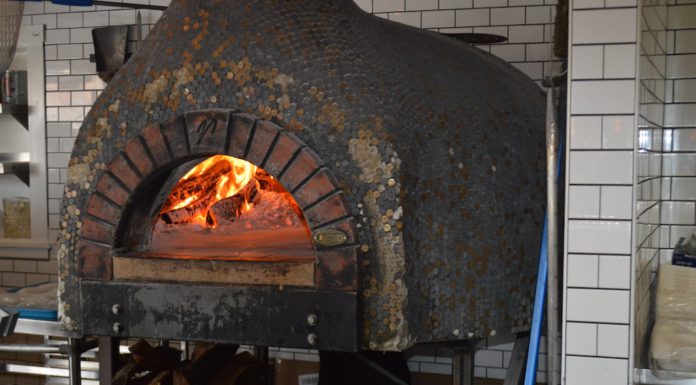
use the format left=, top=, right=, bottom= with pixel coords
left=59, top=0, right=545, bottom=351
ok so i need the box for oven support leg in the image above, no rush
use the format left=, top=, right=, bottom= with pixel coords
left=98, top=337, right=120, bottom=385
left=452, top=340, right=478, bottom=385
left=65, top=338, right=98, bottom=385
left=254, top=346, right=270, bottom=385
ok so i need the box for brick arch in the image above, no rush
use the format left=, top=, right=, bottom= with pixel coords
left=79, top=109, right=358, bottom=291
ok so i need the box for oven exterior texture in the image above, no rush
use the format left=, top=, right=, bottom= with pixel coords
left=58, top=0, right=546, bottom=351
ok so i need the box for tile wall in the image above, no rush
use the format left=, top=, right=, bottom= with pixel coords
left=564, top=1, right=638, bottom=384
left=663, top=3, right=696, bottom=265
left=634, top=0, right=666, bottom=368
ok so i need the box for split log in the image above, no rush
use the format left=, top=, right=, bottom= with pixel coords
left=208, top=181, right=258, bottom=224
left=129, top=339, right=182, bottom=372
left=111, top=361, right=139, bottom=385
left=143, top=370, right=173, bottom=385
left=209, top=351, right=265, bottom=385
left=172, top=344, right=239, bottom=385
left=191, top=342, right=215, bottom=362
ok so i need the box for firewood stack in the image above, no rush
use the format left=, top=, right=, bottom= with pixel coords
left=111, top=340, right=266, bottom=385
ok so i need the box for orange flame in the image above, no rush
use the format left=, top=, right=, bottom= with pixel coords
left=160, top=155, right=258, bottom=227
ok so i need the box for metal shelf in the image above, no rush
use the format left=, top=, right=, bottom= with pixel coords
left=0, top=152, right=30, bottom=186
left=0, top=103, right=28, bottom=129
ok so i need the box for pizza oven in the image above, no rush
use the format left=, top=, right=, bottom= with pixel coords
left=58, top=0, right=546, bottom=352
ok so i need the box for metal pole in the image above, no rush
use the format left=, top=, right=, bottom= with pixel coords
left=67, top=338, right=82, bottom=385
left=545, top=85, right=560, bottom=385
left=0, top=344, right=60, bottom=353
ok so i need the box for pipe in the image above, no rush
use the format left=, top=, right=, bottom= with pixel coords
left=545, top=85, right=560, bottom=385
left=524, top=218, right=547, bottom=385
left=0, top=344, right=61, bottom=353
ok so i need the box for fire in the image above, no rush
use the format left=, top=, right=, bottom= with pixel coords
left=160, top=155, right=283, bottom=228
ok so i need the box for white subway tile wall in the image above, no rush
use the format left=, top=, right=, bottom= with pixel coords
left=14, top=0, right=562, bottom=382
left=565, top=0, right=639, bottom=382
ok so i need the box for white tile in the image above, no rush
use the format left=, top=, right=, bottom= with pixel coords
left=490, top=7, right=525, bottom=25
left=525, top=43, right=551, bottom=61
left=71, top=91, right=97, bottom=106
left=109, top=9, right=136, bottom=25
left=567, top=220, right=632, bottom=254
left=663, top=154, right=696, bottom=177
left=672, top=177, right=696, bottom=200
left=455, top=8, right=490, bottom=26
left=661, top=201, right=695, bottom=225
left=45, top=29, right=70, bottom=45
left=59, top=138, right=76, bottom=153
left=70, top=28, right=92, bottom=44
left=673, top=79, right=696, bottom=103
left=604, top=44, right=636, bottom=78
left=440, top=0, right=473, bottom=8
left=566, top=322, right=597, bottom=355
left=573, top=0, right=604, bottom=9
left=490, top=44, right=525, bottom=62
left=46, top=91, right=71, bottom=107
left=57, top=44, right=83, bottom=60
left=565, top=356, right=628, bottom=385
left=511, top=62, right=543, bottom=80
left=389, top=12, right=421, bottom=27
left=373, top=0, right=405, bottom=13
left=422, top=10, right=455, bottom=28
left=571, top=45, right=603, bottom=80
left=570, top=115, right=602, bottom=149
left=569, top=185, right=600, bottom=219
left=676, top=30, right=696, bottom=54
left=570, top=80, right=636, bottom=115
left=58, top=106, right=85, bottom=122
left=598, top=255, right=631, bottom=289
left=474, top=0, right=506, bottom=7
left=668, top=4, right=696, bottom=29
left=667, top=54, right=696, bottom=79
left=486, top=368, right=506, bottom=379
left=405, top=0, right=438, bottom=10
left=44, top=45, right=57, bottom=61
left=572, top=8, right=637, bottom=44
left=57, top=13, right=82, bottom=28
left=508, top=25, right=544, bottom=43
left=475, top=350, right=503, bottom=367
left=566, top=288, right=630, bottom=323
left=71, top=59, right=96, bottom=75
left=83, top=11, right=109, bottom=27
left=605, top=0, right=636, bottom=6
left=666, top=106, right=696, bottom=128
left=32, top=14, right=57, bottom=29
left=46, top=61, right=70, bottom=76
left=597, top=324, right=629, bottom=358
left=600, top=186, right=632, bottom=220
left=59, top=75, right=85, bottom=91
left=569, top=151, right=633, bottom=185
left=567, top=254, right=599, bottom=287
left=526, top=5, right=551, bottom=24
left=420, top=363, right=452, bottom=375
left=602, top=115, right=634, bottom=149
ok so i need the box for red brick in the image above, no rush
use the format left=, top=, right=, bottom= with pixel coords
left=315, top=246, right=358, bottom=291
left=293, top=168, right=339, bottom=209
left=227, top=113, right=255, bottom=158
left=124, top=138, right=154, bottom=176
left=77, top=240, right=112, bottom=279
left=279, top=148, right=323, bottom=192
left=303, top=192, right=349, bottom=229
left=246, top=120, right=279, bottom=167
left=86, top=194, right=122, bottom=226
left=81, top=217, right=115, bottom=244
left=263, top=132, right=302, bottom=177
left=107, top=153, right=141, bottom=192
left=161, top=116, right=190, bottom=159
left=185, top=110, right=230, bottom=154
left=141, top=124, right=171, bottom=166
left=95, top=173, right=130, bottom=206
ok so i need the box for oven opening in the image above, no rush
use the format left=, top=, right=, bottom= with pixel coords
left=113, top=154, right=316, bottom=287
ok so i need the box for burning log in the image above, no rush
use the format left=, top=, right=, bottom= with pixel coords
left=172, top=344, right=239, bottom=385
left=160, top=161, right=233, bottom=224
left=208, top=181, right=258, bottom=224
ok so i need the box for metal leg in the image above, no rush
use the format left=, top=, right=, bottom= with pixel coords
left=67, top=338, right=82, bottom=385
left=452, top=340, right=478, bottom=385
left=98, top=337, right=120, bottom=385
left=503, top=334, right=530, bottom=385
left=254, top=346, right=270, bottom=385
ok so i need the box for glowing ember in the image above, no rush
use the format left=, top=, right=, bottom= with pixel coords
left=159, top=155, right=301, bottom=228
